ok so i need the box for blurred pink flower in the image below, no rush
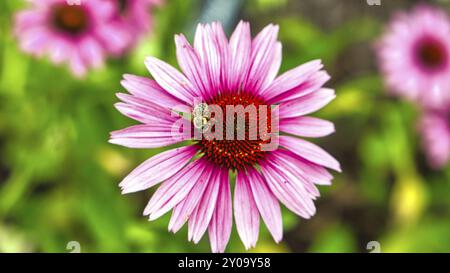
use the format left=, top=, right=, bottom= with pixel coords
left=377, top=5, right=450, bottom=109
left=109, top=0, right=162, bottom=53
left=14, top=0, right=131, bottom=76
left=419, top=109, right=450, bottom=168
left=110, top=21, right=340, bottom=252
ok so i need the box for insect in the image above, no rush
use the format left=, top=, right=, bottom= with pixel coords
left=192, top=103, right=211, bottom=133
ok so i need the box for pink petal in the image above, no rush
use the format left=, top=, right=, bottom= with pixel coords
left=121, top=74, right=185, bottom=110
left=234, top=171, right=260, bottom=250
left=115, top=93, right=177, bottom=124
left=14, top=10, right=46, bottom=34
left=228, top=21, right=251, bottom=91
left=193, top=23, right=227, bottom=97
left=279, top=136, right=341, bottom=172
left=277, top=150, right=333, bottom=186
left=168, top=167, right=214, bottom=233
left=119, top=145, right=197, bottom=194
left=268, top=152, right=321, bottom=199
left=175, top=34, right=209, bottom=98
left=144, top=159, right=209, bottom=220
left=145, top=56, right=196, bottom=105
left=211, top=22, right=230, bottom=91
left=69, top=51, right=87, bottom=77
left=260, top=41, right=282, bottom=92
left=208, top=169, right=232, bottom=253
left=260, top=160, right=315, bottom=219
left=113, top=102, right=170, bottom=125
left=247, top=168, right=283, bottom=243
left=188, top=167, right=222, bottom=244
left=109, top=123, right=189, bottom=149
left=86, top=0, right=115, bottom=21
left=19, top=27, right=51, bottom=56
left=280, top=116, right=335, bottom=138
left=244, top=24, right=280, bottom=93
left=420, top=111, right=450, bottom=168
left=80, top=37, right=104, bottom=69
left=269, top=71, right=331, bottom=104
left=96, top=23, right=131, bottom=55
left=48, top=39, right=72, bottom=64
left=279, top=88, right=336, bottom=119
left=261, top=60, right=323, bottom=100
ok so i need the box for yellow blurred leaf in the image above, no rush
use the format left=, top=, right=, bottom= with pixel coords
left=391, top=175, right=428, bottom=227
left=96, top=147, right=132, bottom=177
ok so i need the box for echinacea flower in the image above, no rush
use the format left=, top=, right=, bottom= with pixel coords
left=110, top=21, right=340, bottom=252
left=419, top=108, right=450, bottom=168
left=377, top=5, right=450, bottom=109
left=109, top=0, right=162, bottom=53
left=14, top=0, right=131, bottom=76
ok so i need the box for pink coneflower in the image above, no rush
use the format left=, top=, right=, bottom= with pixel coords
left=14, top=0, right=131, bottom=76
left=377, top=5, right=450, bottom=109
left=108, top=0, right=162, bottom=54
left=109, top=0, right=162, bottom=55
left=110, top=21, right=340, bottom=252
left=419, top=108, right=450, bottom=168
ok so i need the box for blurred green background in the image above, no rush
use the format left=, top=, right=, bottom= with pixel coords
left=1, top=0, right=450, bottom=253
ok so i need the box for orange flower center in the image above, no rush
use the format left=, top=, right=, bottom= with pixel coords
left=196, top=92, right=274, bottom=170
left=416, top=37, right=448, bottom=71
left=52, top=4, right=89, bottom=35
left=117, top=0, right=129, bottom=13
